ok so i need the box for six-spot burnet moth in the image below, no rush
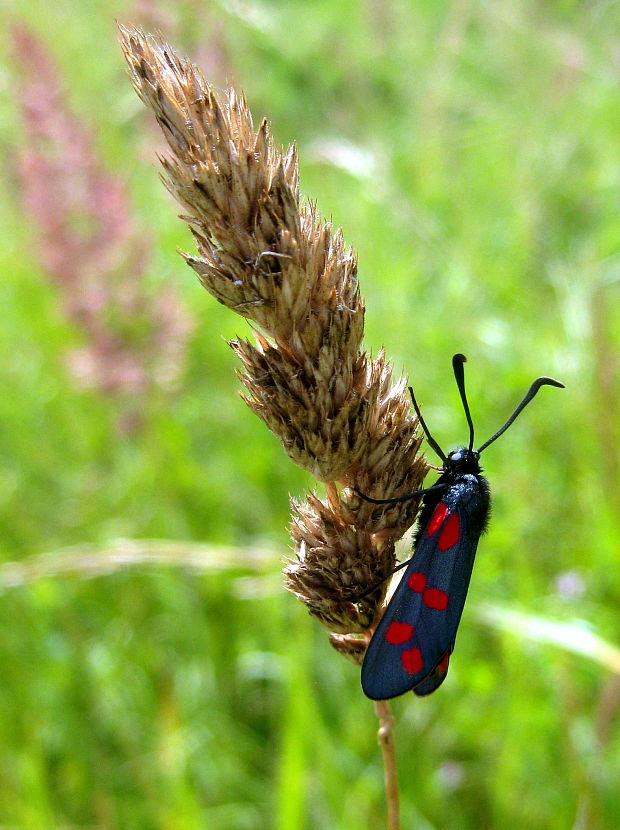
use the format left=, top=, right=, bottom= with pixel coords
left=357, top=354, right=564, bottom=700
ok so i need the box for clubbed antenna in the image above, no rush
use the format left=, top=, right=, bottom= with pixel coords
left=478, top=376, right=565, bottom=453
left=452, top=354, right=475, bottom=451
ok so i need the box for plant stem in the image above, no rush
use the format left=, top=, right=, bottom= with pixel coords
left=374, top=700, right=400, bottom=830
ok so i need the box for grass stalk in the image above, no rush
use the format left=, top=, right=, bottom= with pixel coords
left=119, top=26, right=430, bottom=825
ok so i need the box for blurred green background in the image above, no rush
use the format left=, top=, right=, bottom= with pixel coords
left=1, top=0, right=619, bottom=828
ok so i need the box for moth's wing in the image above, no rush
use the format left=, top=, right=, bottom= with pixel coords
left=413, top=645, right=453, bottom=697
left=361, top=499, right=480, bottom=700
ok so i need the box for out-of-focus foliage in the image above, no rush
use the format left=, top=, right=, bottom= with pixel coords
left=1, top=1, right=619, bottom=828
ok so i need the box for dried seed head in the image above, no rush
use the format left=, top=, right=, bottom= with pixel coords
left=120, top=26, right=430, bottom=655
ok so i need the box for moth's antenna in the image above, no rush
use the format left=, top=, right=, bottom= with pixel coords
left=408, top=385, right=447, bottom=463
left=452, top=354, right=475, bottom=451
left=353, top=483, right=446, bottom=505
left=478, top=376, right=565, bottom=453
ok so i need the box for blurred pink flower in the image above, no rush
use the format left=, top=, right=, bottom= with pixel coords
left=11, top=22, right=193, bottom=401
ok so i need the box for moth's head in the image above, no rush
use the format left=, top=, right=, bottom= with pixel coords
left=445, top=447, right=481, bottom=475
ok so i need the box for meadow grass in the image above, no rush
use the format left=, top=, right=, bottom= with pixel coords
left=2, top=1, right=620, bottom=827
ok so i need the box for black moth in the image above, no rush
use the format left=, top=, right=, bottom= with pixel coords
left=358, top=354, right=564, bottom=700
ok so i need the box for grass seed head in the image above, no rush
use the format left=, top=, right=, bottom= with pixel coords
left=120, top=25, right=430, bottom=650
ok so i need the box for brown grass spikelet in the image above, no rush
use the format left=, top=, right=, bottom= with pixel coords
left=119, top=25, right=430, bottom=654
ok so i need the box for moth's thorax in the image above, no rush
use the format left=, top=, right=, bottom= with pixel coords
left=443, top=447, right=481, bottom=476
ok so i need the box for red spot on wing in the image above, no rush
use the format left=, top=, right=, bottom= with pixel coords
left=385, top=621, right=414, bottom=645
left=409, top=573, right=448, bottom=608
left=426, top=502, right=449, bottom=537
left=436, top=651, right=451, bottom=673
left=407, top=571, right=427, bottom=592
left=401, top=647, right=423, bottom=674
left=438, top=511, right=460, bottom=550
left=423, top=588, right=449, bottom=610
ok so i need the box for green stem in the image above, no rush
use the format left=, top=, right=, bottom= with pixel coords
left=374, top=700, right=400, bottom=830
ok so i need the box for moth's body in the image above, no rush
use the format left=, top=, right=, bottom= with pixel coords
left=357, top=355, right=564, bottom=700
